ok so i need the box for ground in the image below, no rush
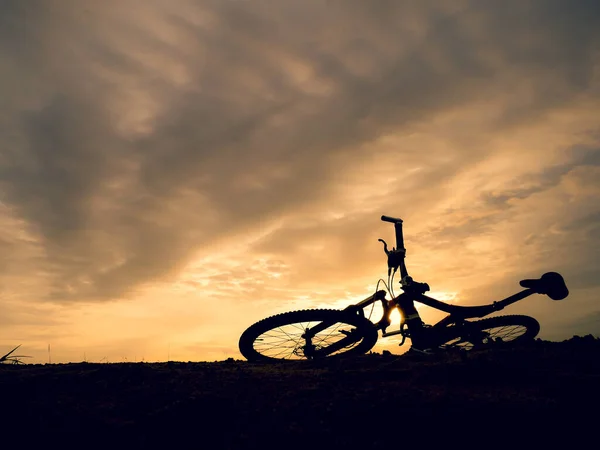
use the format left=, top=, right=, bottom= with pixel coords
left=1, top=336, right=598, bottom=449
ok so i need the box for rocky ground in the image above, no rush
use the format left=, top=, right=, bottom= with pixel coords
left=1, top=335, right=599, bottom=449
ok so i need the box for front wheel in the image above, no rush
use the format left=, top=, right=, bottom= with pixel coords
left=239, top=309, right=379, bottom=362
left=436, top=315, right=540, bottom=351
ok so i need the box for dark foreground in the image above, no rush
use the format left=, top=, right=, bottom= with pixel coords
left=2, top=336, right=599, bottom=449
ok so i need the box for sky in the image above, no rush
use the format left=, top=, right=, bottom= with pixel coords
left=1, top=0, right=599, bottom=363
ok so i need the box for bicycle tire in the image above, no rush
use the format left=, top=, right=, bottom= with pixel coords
left=435, top=315, right=540, bottom=351
left=239, top=309, right=379, bottom=362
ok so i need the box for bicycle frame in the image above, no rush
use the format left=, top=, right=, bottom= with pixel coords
left=346, top=287, right=538, bottom=348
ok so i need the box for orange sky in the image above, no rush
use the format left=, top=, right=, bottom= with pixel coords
left=1, top=0, right=599, bottom=363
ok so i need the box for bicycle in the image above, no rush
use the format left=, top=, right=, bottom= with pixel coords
left=239, top=215, right=569, bottom=362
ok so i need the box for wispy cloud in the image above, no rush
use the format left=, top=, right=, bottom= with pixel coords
left=1, top=0, right=599, bottom=360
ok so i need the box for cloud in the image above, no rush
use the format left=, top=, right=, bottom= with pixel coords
left=0, top=0, right=599, bottom=360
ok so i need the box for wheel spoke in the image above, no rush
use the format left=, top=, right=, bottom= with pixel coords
left=253, top=320, right=365, bottom=359
left=440, top=318, right=536, bottom=352
left=274, top=325, right=304, bottom=343
left=313, top=322, right=343, bottom=346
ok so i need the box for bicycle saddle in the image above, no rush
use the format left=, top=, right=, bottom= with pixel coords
left=519, top=272, right=569, bottom=300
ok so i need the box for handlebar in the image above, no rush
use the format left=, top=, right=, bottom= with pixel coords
left=381, top=215, right=405, bottom=251
left=381, top=215, right=403, bottom=224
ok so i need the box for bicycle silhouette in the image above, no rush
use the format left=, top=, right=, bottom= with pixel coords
left=239, top=215, right=569, bottom=362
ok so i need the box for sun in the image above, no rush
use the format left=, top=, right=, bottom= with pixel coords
left=389, top=307, right=403, bottom=327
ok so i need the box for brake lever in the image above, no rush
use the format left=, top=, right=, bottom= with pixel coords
left=379, top=238, right=406, bottom=275
left=378, top=239, right=390, bottom=255
left=379, top=239, right=395, bottom=276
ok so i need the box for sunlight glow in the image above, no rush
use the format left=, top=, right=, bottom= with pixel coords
left=1, top=0, right=598, bottom=364
left=389, top=308, right=402, bottom=326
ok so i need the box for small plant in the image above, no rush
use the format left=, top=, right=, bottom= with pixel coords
left=0, top=345, right=31, bottom=365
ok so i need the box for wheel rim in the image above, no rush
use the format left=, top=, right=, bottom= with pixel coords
left=252, top=319, right=368, bottom=360
left=442, top=323, right=531, bottom=350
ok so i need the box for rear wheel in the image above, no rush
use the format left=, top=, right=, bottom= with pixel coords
left=436, top=315, right=540, bottom=351
left=239, top=309, right=379, bottom=362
